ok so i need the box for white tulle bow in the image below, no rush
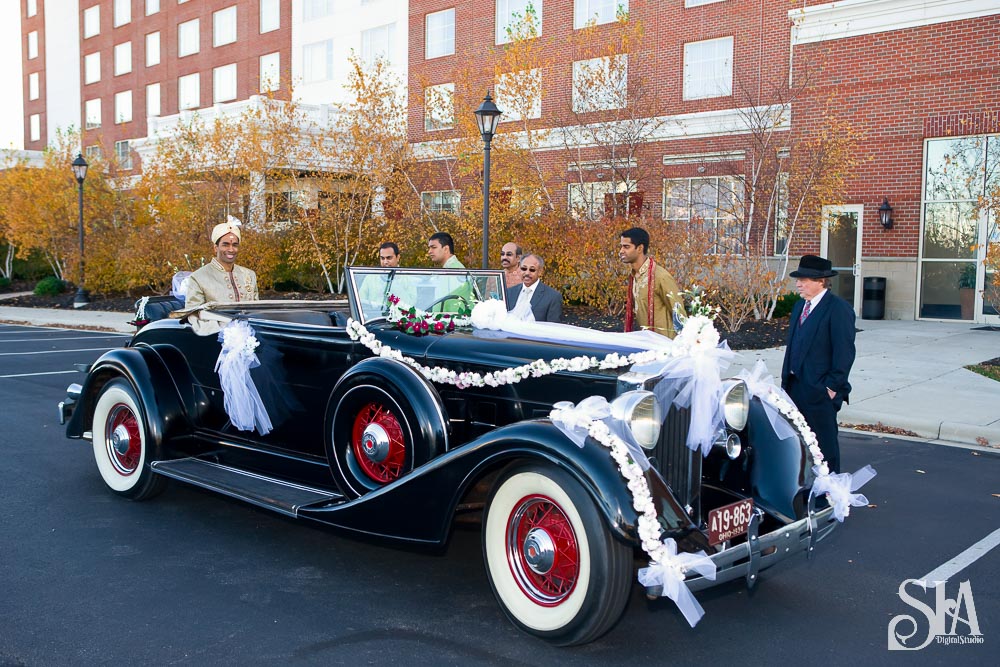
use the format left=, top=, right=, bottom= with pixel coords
left=736, top=360, right=798, bottom=441
left=811, top=464, right=877, bottom=522
left=215, top=320, right=273, bottom=435
left=470, top=299, right=508, bottom=330
left=550, top=396, right=651, bottom=470
left=638, top=538, right=717, bottom=627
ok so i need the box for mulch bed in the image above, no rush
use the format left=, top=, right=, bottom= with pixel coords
left=3, top=290, right=792, bottom=350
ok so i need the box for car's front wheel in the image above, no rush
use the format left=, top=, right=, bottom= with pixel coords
left=482, top=465, right=632, bottom=646
left=91, top=378, right=165, bottom=500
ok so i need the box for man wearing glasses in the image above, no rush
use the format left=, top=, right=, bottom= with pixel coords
left=499, top=242, right=523, bottom=288
left=505, top=254, right=562, bottom=322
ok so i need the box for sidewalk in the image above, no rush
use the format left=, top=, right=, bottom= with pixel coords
left=2, top=299, right=998, bottom=448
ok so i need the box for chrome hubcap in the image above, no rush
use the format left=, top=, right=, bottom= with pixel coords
left=112, top=424, right=131, bottom=456
left=522, top=528, right=555, bottom=575
left=361, top=423, right=390, bottom=463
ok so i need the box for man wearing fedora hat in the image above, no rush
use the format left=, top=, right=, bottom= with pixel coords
left=780, top=254, right=856, bottom=473
left=185, top=216, right=259, bottom=334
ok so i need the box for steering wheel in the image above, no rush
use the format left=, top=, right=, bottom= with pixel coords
left=426, top=293, right=470, bottom=313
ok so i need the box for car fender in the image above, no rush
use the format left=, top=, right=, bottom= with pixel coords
left=299, top=419, right=700, bottom=551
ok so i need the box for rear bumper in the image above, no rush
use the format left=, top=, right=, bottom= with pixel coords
left=677, top=504, right=838, bottom=594
left=58, top=383, right=83, bottom=425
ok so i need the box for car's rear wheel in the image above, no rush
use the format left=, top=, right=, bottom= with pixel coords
left=91, top=379, right=165, bottom=500
left=483, top=465, right=632, bottom=646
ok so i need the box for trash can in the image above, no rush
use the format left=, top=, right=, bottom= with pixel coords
left=862, top=276, right=886, bottom=320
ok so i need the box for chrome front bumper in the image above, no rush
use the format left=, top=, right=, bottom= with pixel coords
left=677, top=504, right=838, bottom=594
left=58, top=383, right=83, bottom=425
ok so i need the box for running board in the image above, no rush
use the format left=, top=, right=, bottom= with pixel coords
left=151, top=458, right=344, bottom=517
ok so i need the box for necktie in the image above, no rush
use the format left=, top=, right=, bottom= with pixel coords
left=799, top=299, right=812, bottom=325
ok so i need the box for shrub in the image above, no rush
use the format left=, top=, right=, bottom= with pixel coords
left=34, top=276, right=66, bottom=296
left=772, top=291, right=800, bottom=319
left=0, top=277, right=10, bottom=290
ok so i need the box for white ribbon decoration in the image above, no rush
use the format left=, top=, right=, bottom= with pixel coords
left=811, top=464, right=877, bottom=522
left=135, top=296, right=149, bottom=322
left=550, top=396, right=651, bottom=471
left=736, top=360, right=798, bottom=441
left=638, top=538, right=717, bottom=627
left=215, top=320, right=273, bottom=435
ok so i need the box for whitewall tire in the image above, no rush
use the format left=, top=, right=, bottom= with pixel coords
left=91, top=379, right=165, bottom=500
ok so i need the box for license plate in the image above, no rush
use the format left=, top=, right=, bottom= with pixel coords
left=708, top=498, right=754, bottom=545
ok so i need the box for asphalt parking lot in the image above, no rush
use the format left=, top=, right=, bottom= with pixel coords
left=1, top=324, right=996, bottom=666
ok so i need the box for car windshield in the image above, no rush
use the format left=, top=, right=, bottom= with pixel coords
left=347, top=267, right=507, bottom=324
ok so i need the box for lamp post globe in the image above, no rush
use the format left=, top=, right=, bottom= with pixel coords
left=473, top=92, right=502, bottom=270
left=71, top=153, right=90, bottom=308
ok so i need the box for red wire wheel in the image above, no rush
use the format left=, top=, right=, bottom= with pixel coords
left=506, top=495, right=580, bottom=606
left=350, top=401, right=407, bottom=484
left=105, top=403, right=142, bottom=476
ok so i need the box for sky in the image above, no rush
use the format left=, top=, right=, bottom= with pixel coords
left=0, top=1, right=24, bottom=150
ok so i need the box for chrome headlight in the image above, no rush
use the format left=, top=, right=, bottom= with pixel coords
left=721, top=380, right=750, bottom=431
left=611, top=390, right=662, bottom=450
left=714, top=431, right=743, bottom=459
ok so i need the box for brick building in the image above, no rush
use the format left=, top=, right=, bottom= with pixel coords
left=407, top=0, right=999, bottom=323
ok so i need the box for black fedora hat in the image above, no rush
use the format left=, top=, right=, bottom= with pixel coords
left=789, top=255, right=838, bottom=278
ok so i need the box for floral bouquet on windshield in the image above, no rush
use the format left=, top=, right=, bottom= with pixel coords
left=386, top=294, right=472, bottom=336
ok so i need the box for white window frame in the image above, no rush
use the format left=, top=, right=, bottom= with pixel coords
left=114, top=90, right=133, bottom=124
left=303, top=0, right=334, bottom=21
left=146, top=32, right=160, bottom=67
left=83, top=5, right=100, bottom=39
left=421, top=190, right=461, bottom=215
left=572, top=55, right=627, bottom=113
left=27, top=32, right=38, bottom=59
left=424, top=83, right=455, bottom=131
left=361, top=23, right=395, bottom=67
left=213, top=6, right=238, bottom=48
left=683, top=36, right=734, bottom=100
left=115, top=140, right=132, bottom=170
left=496, top=0, right=542, bottom=45
left=260, top=0, right=280, bottom=33
left=773, top=172, right=790, bottom=256
left=302, top=40, right=333, bottom=83
left=178, top=72, right=200, bottom=110
left=146, top=0, right=160, bottom=15
left=114, top=42, right=132, bottom=76
left=29, top=114, right=40, bottom=142
left=568, top=179, right=635, bottom=220
left=113, top=0, right=131, bottom=27
left=213, top=63, right=237, bottom=103
left=495, top=69, right=541, bottom=122
left=85, top=145, right=102, bottom=161
left=685, top=0, right=726, bottom=7
left=663, top=176, right=745, bottom=253
left=259, top=52, right=280, bottom=93
left=85, top=99, right=102, bottom=129
left=84, top=52, right=101, bottom=85
left=146, top=83, right=160, bottom=117
left=574, top=0, right=626, bottom=29
left=425, top=9, right=455, bottom=59
left=28, top=72, right=39, bottom=101
left=178, top=18, right=200, bottom=58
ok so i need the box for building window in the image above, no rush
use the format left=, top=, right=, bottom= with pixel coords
left=683, top=36, right=733, bottom=100
left=663, top=176, right=744, bottom=253
left=260, top=52, right=280, bottom=93
left=574, top=0, right=626, bottom=29
left=114, top=42, right=132, bottom=76
left=28, top=72, right=39, bottom=101
left=303, top=0, right=334, bottom=21
left=213, top=64, right=237, bottom=103
left=497, top=0, right=541, bottom=45
left=27, top=32, right=38, bottom=59
left=773, top=173, right=790, bottom=256
left=84, top=52, right=101, bottom=85
left=421, top=190, right=460, bottom=215
left=495, top=69, right=541, bottom=122
left=146, top=32, right=160, bottom=67
left=424, top=83, right=455, bottom=131
left=178, top=72, right=200, bottom=110
left=568, top=180, right=635, bottom=220
left=85, top=99, right=101, bottom=129
left=178, top=19, right=200, bottom=58
left=146, top=83, right=160, bottom=117
left=425, top=9, right=455, bottom=59
left=83, top=5, right=100, bottom=39
left=214, top=6, right=237, bottom=47
left=686, top=0, right=726, bottom=7
left=114, top=90, right=132, bottom=124
left=146, top=0, right=160, bottom=15
left=572, top=55, right=627, bottom=113
left=303, top=40, right=333, bottom=83
left=260, top=0, right=280, bottom=33
left=85, top=145, right=101, bottom=161
left=27, top=0, right=37, bottom=18
left=115, top=140, right=132, bottom=170
left=361, top=23, right=395, bottom=67
left=113, top=0, right=130, bottom=27
left=29, top=114, right=40, bottom=142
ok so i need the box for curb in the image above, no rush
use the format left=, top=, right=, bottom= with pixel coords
left=841, top=408, right=1000, bottom=449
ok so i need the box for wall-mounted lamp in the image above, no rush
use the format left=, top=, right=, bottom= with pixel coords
left=878, top=197, right=894, bottom=230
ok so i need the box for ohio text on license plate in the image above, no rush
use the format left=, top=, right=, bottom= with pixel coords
left=708, top=498, right=754, bottom=545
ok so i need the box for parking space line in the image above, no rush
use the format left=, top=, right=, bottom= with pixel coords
left=920, top=527, right=1000, bottom=583
left=0, top=347, right=115, bottom=356
left=0, top=370, right=80, bottom=378
left=0, top=335, right=129, bottom=342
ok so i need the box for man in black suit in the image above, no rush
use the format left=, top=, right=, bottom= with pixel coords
left=780, top=255, right=856, bottom=473
left=506, top=254, right=562, bottom=322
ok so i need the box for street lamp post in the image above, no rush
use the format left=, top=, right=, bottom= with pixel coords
left=71, top=153, right=89, bottom=308
left=473, top=92, right=502, bottom=270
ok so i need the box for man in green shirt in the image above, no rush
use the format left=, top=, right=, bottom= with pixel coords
left=428, top=232, right=465, bottom=269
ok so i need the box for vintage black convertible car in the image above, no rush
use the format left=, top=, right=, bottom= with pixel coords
left=60, top=266, right=837, bottom=645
